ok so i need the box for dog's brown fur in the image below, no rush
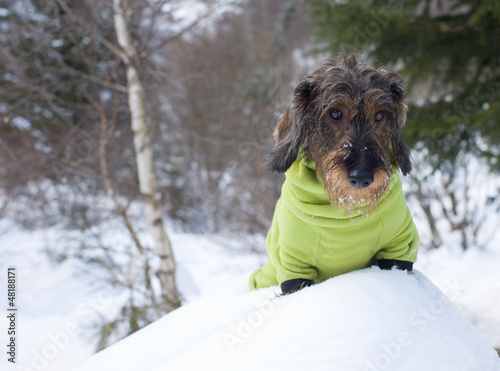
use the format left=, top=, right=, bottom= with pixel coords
left=266, top=55, right=411, bottom=214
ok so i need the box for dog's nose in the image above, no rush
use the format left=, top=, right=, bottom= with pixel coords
left=348, top=169, right=374, bottom=189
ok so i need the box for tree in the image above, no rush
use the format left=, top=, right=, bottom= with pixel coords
left=307, top=0, right=500, bottom=165
left=0, top=0, right=217, bottom=347
left=112, top=0, right=180, bottom=312
left=0, top=0, right=133, bottom=228
left=305, top=0, right=500, bottom=249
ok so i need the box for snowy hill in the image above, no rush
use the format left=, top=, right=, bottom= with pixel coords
left=74, top=268, right=500, bottom=371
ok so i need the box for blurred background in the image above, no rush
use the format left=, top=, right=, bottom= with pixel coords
left=0, top=0, right=499, bottom=369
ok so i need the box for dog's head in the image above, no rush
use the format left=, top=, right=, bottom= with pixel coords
left=266, top=55, right=411, bottom=213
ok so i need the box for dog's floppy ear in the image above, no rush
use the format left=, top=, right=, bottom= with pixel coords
left=392, top=129, right=412, bottom=175
left=265, top=79, right=312, bottom=173
left=387, top=74, right=412, bottom=176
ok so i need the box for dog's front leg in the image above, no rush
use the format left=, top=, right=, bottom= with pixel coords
left=280, top=278, right=315, bottom=294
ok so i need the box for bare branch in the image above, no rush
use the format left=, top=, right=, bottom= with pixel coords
left=56, top=0, right=130, bottom=63
left=141, top=6, right=215, bottom=59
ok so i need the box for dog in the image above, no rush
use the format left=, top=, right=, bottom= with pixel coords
left=249, top=55, right=419, bottom=294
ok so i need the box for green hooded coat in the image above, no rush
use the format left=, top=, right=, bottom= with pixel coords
left=249, top=154, right=419, bottom=290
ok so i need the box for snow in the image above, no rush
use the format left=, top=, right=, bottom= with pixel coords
left=0, top=8, right=10, bottom=17
left=1, top=203, right=500, bottom=371
left=73, top=269, right=500, bottom=371
left=0, top=221, right=112, bottom=371
left=0, top=219, right=262, bottom=371
left=417, top=246, right=500, bottom=348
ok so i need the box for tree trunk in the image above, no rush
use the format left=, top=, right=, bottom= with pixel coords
left=113, top=0, right=180, bottom=312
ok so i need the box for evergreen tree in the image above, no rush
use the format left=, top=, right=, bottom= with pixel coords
left=306, top=0, right=500, bottom=172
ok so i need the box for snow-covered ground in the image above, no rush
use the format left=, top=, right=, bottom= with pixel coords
left=1, top=213, right=500, bottom=370
left=72, top=269, right=500, bottom=371
left=0, top=218, right=264, bottom=371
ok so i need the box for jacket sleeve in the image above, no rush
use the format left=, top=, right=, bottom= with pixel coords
left=273, top=245, right=318, bottom=284
left=375, top=214, right=419, bottom=264
left=268, top=200, right=319, bottom=285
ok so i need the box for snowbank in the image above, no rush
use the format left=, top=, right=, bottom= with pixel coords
left=74, top=268, right=500, bottom=371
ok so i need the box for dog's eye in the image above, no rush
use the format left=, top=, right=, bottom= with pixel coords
left=374, top=111, right=385, bottom=123
left=329, top=109, right=343, bottom=121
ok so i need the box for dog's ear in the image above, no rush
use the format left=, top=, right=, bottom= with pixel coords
left=265, top=79, right=312, bottom=173
left=391, top=129, right=412, bottom=175
left=386, top=73, right=412, bottom=175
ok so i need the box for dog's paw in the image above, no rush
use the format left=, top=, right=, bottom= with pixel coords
left=378, top=259, right=413, bottom=271
left=280, top=278, right=315, bottom=294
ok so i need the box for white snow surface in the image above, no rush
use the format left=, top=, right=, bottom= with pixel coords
left=2, top=212, right=500, bottom=370
left=74, top=269, right=500, bottom=371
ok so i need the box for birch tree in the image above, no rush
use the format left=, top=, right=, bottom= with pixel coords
left=113, top=0, right=180, bottom=312
left=0, top=0, right=217, bottom=346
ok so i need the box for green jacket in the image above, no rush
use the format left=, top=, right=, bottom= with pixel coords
left=249, top=154, right=419, bottom=290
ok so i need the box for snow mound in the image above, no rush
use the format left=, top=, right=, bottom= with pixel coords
left=75, top=268, right=500, bottom=371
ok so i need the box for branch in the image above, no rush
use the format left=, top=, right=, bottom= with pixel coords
left=56, top=0, right=130, bottom=63
left=141, top=6, right=215, bottom=59
left=68, top=68, right=128, bottom=93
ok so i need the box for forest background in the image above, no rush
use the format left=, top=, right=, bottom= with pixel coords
left=1, top=0, right=499, bottom=365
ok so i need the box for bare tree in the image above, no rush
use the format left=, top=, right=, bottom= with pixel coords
left=407, top=148, right=500, bottom=251
left=0, top=0, right=222, bottom=347
left=113, top=0, right=180, bottom=312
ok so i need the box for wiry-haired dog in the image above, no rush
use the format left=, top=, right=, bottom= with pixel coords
left=249, top=55, right=419, bottom=294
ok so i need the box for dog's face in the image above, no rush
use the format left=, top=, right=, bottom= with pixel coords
left=266, top=55, right=411, bottom=214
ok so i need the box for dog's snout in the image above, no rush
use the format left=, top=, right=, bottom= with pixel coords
left=348, top=169, right=373, bottom=189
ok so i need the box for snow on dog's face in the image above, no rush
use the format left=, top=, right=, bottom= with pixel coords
left=266, top=55, right=411, bottom=215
